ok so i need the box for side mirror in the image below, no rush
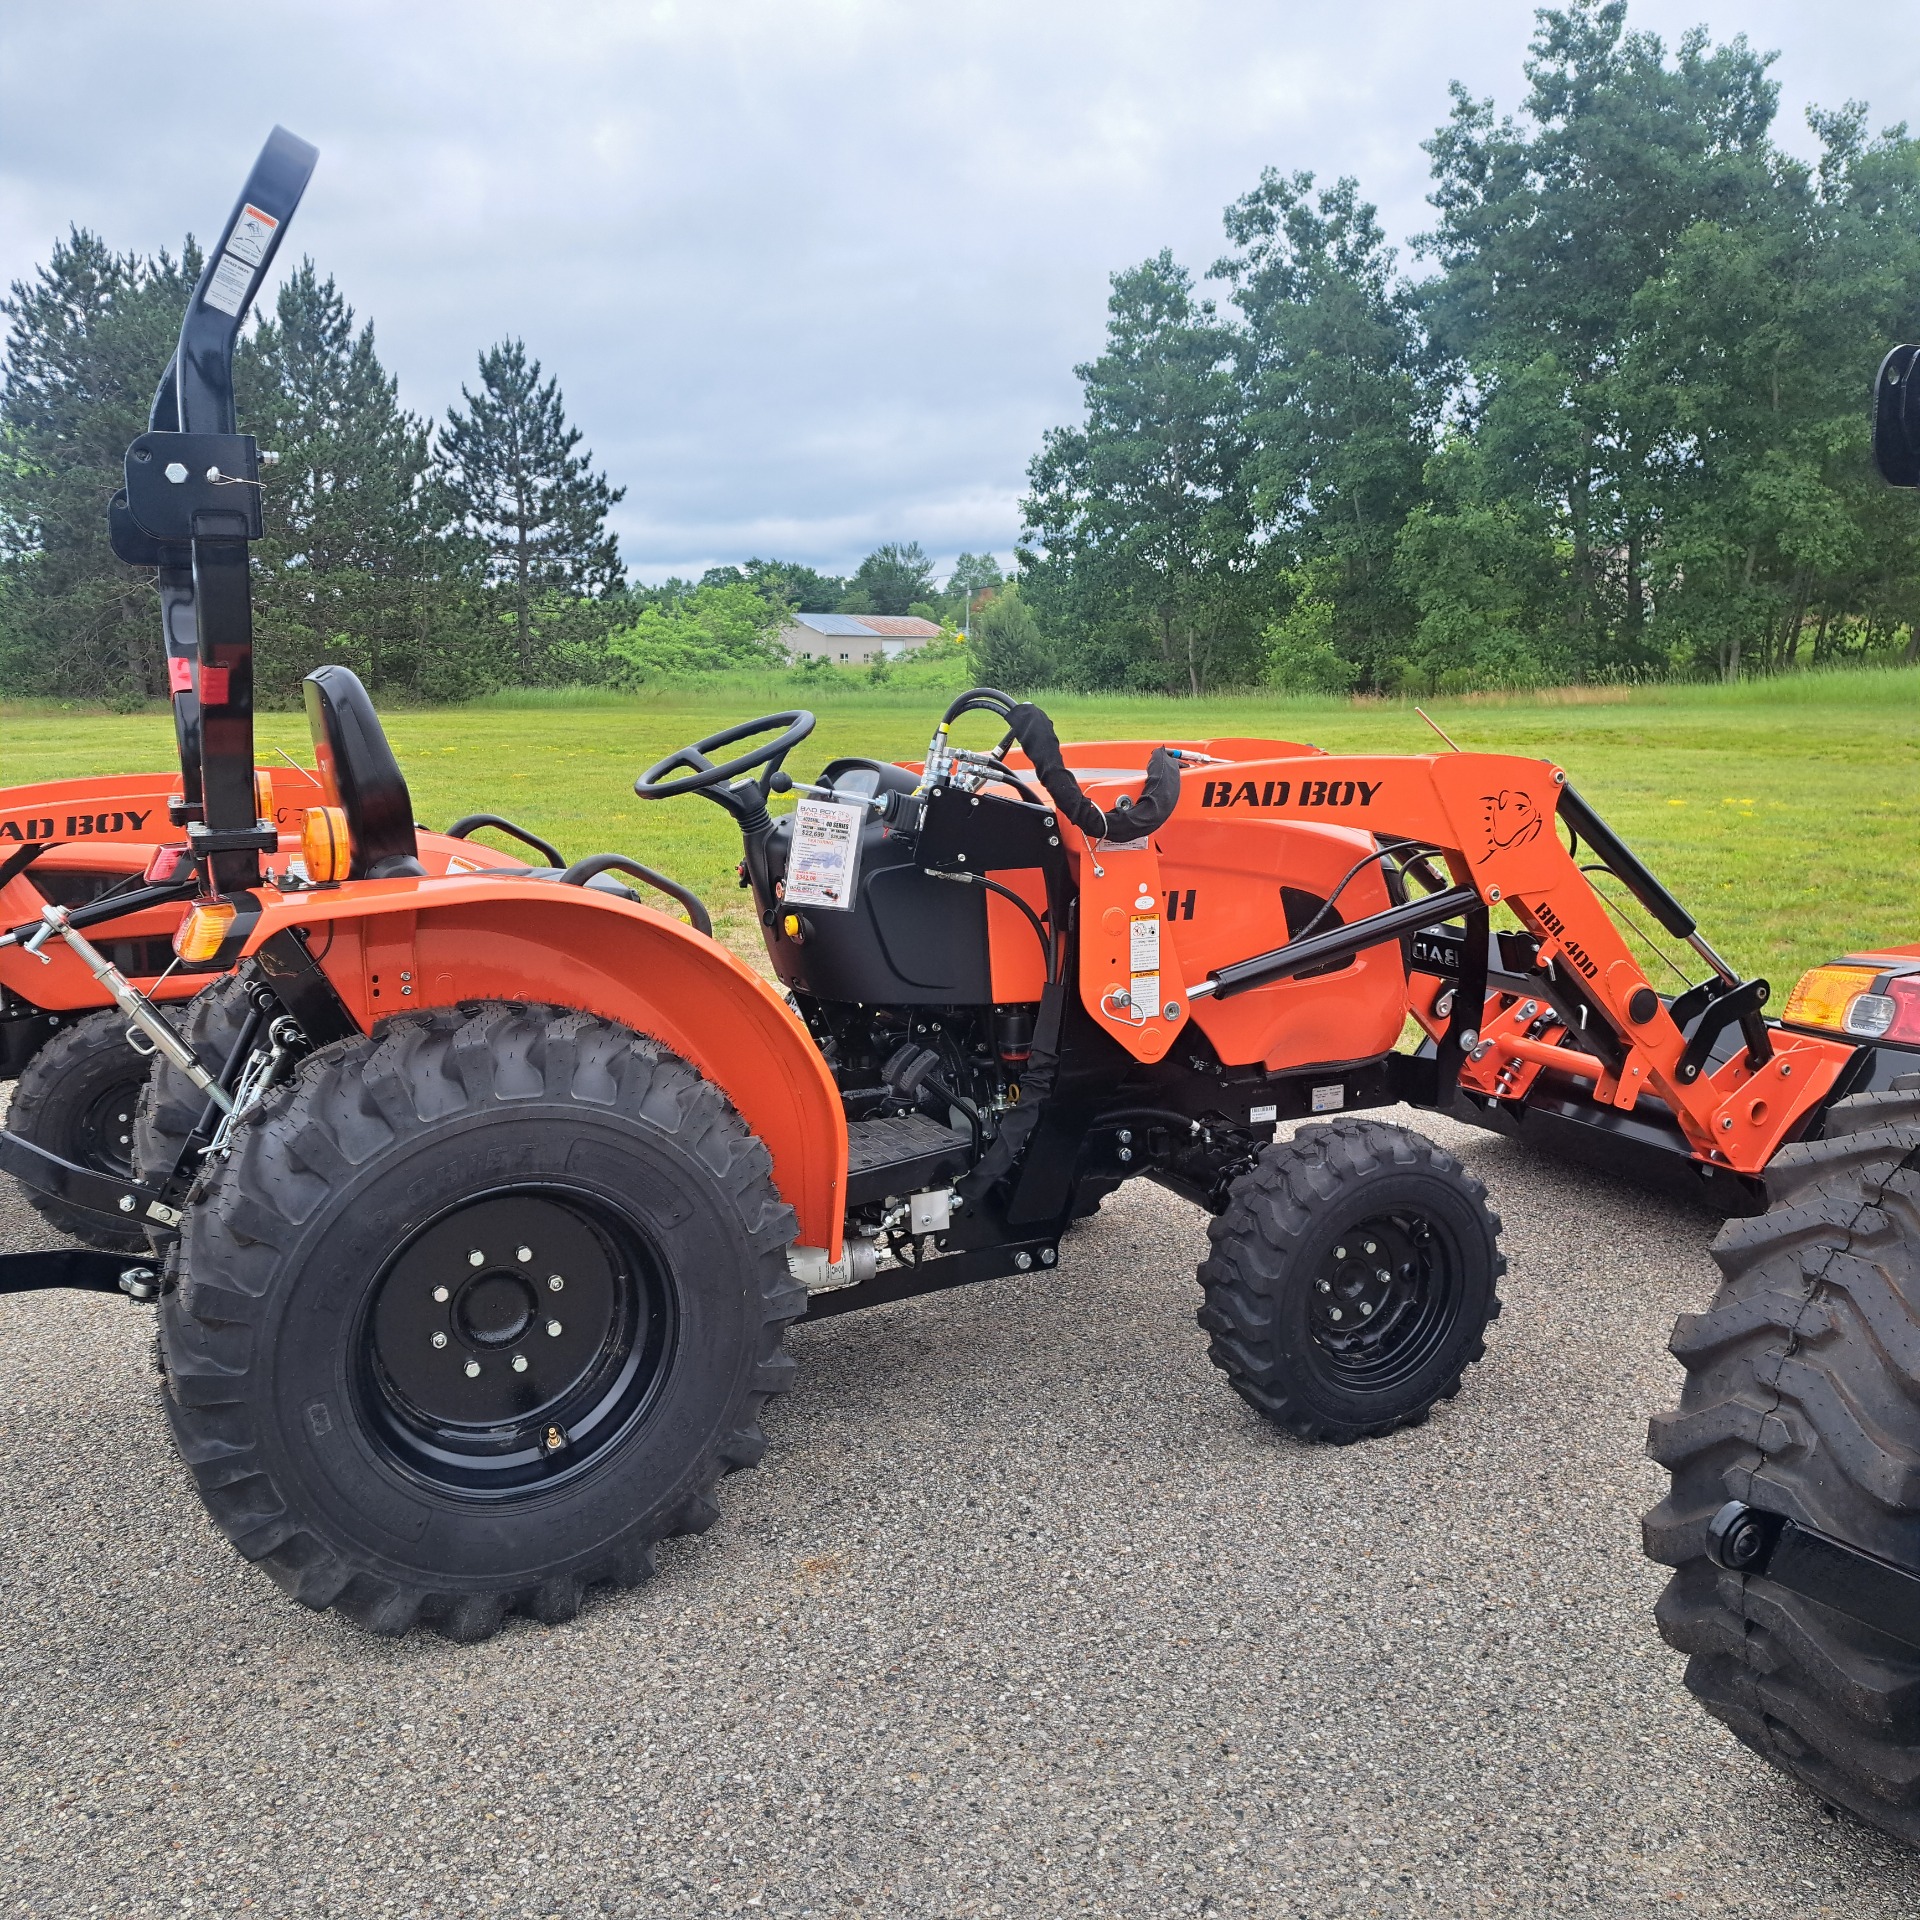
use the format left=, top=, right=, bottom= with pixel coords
left=1873, top=345, right=1920, bottom=488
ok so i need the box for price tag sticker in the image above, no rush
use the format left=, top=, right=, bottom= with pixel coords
left=784, top=798, right=865, bottom=910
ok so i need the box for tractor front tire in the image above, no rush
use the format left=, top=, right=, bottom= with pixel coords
left=1197, top=1118, right=1504, bottom=1443
left=160, top=1002, right=803, bottom=1641
left=1645, top=1085, right=1920, bottom=1844
left=6, top=1008, right=153, bottom=1252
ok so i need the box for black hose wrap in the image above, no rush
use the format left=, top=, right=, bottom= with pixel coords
left=1004, top=703, right=1182, bottom=840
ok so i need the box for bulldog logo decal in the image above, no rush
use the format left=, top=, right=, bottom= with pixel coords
left=1480, top=788, right=1542, bottom=861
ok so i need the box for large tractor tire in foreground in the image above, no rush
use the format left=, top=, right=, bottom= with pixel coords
left=6, top=1008, right=155, bottom=1253
left=159, top=1002, right=803, bottom=1641
left=1197, top=1118, right=1504, bottom=1443
left=1645, top=1084, right=1920, bottom=1842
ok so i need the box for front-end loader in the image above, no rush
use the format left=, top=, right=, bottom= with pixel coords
left=3, top=129, right=1919, bottom=1846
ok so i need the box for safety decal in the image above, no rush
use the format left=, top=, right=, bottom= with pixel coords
left=225, top=204, right=280, bottom=267
left=203, top=252, right=255, bottom=318
left=1129, top=902, right=1160, bottom=1023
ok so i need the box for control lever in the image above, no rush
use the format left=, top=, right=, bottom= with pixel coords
left=768, top=771, right=885, bottom=811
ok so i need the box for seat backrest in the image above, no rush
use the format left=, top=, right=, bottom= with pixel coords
left=303, top=665, right=425, bottom=878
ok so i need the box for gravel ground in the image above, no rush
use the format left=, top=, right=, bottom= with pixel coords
left=2, top=1101, right=1918, bottom=1919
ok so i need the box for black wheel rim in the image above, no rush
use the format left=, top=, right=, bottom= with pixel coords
left=74, top=1076, right=142, bottom=1180
left=355, top=1186, right=676, bottom=1497
left=1306, top=1208, right=1465, bottom=1392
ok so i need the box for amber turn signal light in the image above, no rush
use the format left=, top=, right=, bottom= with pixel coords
left=254, top=769, right=275, bottom=823
left=302, top=805, right=352, bottom=883
left=173, top=900, right=236, bottom=964
left=1783, top=965, right=1883, bottom=1034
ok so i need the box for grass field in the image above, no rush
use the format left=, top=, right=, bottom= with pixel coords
left=3, top=667, right=1913, bottom=987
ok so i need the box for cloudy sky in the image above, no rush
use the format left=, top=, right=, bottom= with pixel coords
left=2, top=2, right=1912, bottom=584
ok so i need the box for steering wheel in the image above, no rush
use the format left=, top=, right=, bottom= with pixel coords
left=635, top=711, right=816, bottom=822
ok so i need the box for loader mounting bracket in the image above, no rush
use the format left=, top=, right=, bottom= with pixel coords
left=1708, top=1500, right=1920, bottom=1651
left=1673, top=976, right=1771, bottom=1083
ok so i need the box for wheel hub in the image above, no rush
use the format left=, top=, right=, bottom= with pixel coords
left=361, top=1189, right=672, bottom=1491
left=1308, top=1211, right=1452, bottom=1383
left=75, top=1080, right=140, bottom=1180
left=456, top=1270, right=538, bottom=1349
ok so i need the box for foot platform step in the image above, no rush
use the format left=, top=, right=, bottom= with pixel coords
left=844, top=1114, right=973, bottom=1206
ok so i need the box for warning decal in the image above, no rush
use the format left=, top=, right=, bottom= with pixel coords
left=225, top=204, right=280, bottom=266
left=1128, top=911, right=1160, bottom=1023
left=203, top=252, right=255, bottom=317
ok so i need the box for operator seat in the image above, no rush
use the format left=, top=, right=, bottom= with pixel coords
left=303, top=665, right=426, bottom=878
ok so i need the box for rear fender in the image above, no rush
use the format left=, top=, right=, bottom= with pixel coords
left=237, top=880, right=847, bottom=1256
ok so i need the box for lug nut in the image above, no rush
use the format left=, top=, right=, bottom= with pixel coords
left=1330, top=1308, right=1344, bottom=1322
left=546, top=1320, right=562, bottom=1337
left=549, top=1275, right=564, bottom=1292
left=464, top=1360, right=481, bottom=1378
left=512, top=1355, right=529, bottom=1372
left=433, top=1286, right=449, bottom=1303
left=1334, top=1245, right=1346, bottom=1260
left=516, top=1245, right=533, bottom=1263
left=468, top=1250, right=485, bottom=1268
left=1360, top=1302, right=1374, bottom=1317
left=431, top=1332, right=447, bottom=1349
left=1376, top=1269, right=1390, bottom=1283
left=1363, top=1241, right=1377, bottom=1255
left=1316, top=1279, right=1331, bottom=1294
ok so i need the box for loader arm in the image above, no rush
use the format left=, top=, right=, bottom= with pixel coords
left=1072, top=749, right=1852, bottom=1175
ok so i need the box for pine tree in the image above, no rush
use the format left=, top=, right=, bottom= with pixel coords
left=434, top=339, right=624, bottom=679
left=0, top=232, right=200, bottom=704
left=236, top=262, right=436, bottom=699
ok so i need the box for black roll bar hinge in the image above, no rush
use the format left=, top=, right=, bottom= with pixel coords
left=123, top=432, right=264, bottom=544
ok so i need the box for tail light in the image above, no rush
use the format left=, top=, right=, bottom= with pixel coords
left=1784, top=964, right=1920, bottom=1045
left=143, top=844, right=193, bottom=884
left=173, top=900, right=236, bottom=963
left=302, top=805, right=352, bottom=883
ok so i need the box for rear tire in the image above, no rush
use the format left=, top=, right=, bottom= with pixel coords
left=160, top=1002, right=803, bottom=1641
left=5, top=1008, right=152, bottom=1252
left=1196, top=1118, right=1504, bottom=1442
left=1645, top=1084, right=1920, bottom=1844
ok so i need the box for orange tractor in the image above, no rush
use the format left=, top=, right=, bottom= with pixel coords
left=0, top=755, right=542, bottom=1253
left=4, top=130, right=1920, bottom=1845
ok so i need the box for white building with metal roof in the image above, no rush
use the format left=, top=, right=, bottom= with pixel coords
left=780, top=612, right=943, bottom=665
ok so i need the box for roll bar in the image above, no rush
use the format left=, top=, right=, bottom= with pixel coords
left=109, top=127, right=318, bottom=898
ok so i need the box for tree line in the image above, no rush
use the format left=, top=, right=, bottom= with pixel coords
left=0, top=232, right=1009, bottom=706
left=6, top=2, right=1917, bottom=707
left=1019, top=1, right=1920, bottom=693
